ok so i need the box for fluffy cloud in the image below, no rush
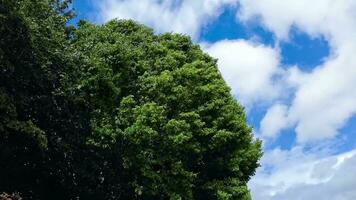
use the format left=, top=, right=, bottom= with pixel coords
left=204, top=40, right=282, bottom=107
left=260, top=104, right=289, bottom=137
left=249, top=148, right=356, bottom=200
left=94, top=0, right=237, bottom=39
left=238, top=0, right=356, bottom=142
left=238, top=1, right=356, bottom=197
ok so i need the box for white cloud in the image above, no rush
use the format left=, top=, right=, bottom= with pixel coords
left=231, top=1, right=356, bottom=198
left=204, top=40, right=282, bottom=107
left=260, top=104, right=289, bottom=137
left=249, top=148, right=356, bottom=200
left=94, top=0, right=237, bottom=39
left=238, top=0, right=356, bottom=142
left=238, top=0, right=333, bottom=40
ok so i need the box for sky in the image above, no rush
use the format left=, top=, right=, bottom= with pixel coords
left=71, top=1, right=356, bottom=199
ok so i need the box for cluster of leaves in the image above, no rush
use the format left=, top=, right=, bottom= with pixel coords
left=0, top=0, right=262, bottom=199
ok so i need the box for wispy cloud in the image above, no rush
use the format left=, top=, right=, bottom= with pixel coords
left=249, top=148, right=356, bottom=200
left=238, top=0, right=356, bottom=142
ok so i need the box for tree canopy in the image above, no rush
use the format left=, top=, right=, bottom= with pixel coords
left=0, top=0, right=262, bottom=199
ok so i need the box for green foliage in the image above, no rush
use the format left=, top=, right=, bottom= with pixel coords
left=0, top=1, right=262, bottom=199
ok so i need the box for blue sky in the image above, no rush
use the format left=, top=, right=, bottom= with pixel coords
left=72, top=1, right=356, bottom=199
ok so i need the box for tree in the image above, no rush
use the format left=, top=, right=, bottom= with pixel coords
left=0, top=0, right=85, bottom=199
left=0, top=1, right=262, bottom=199
left=67, top=20, right=262, bottom=199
